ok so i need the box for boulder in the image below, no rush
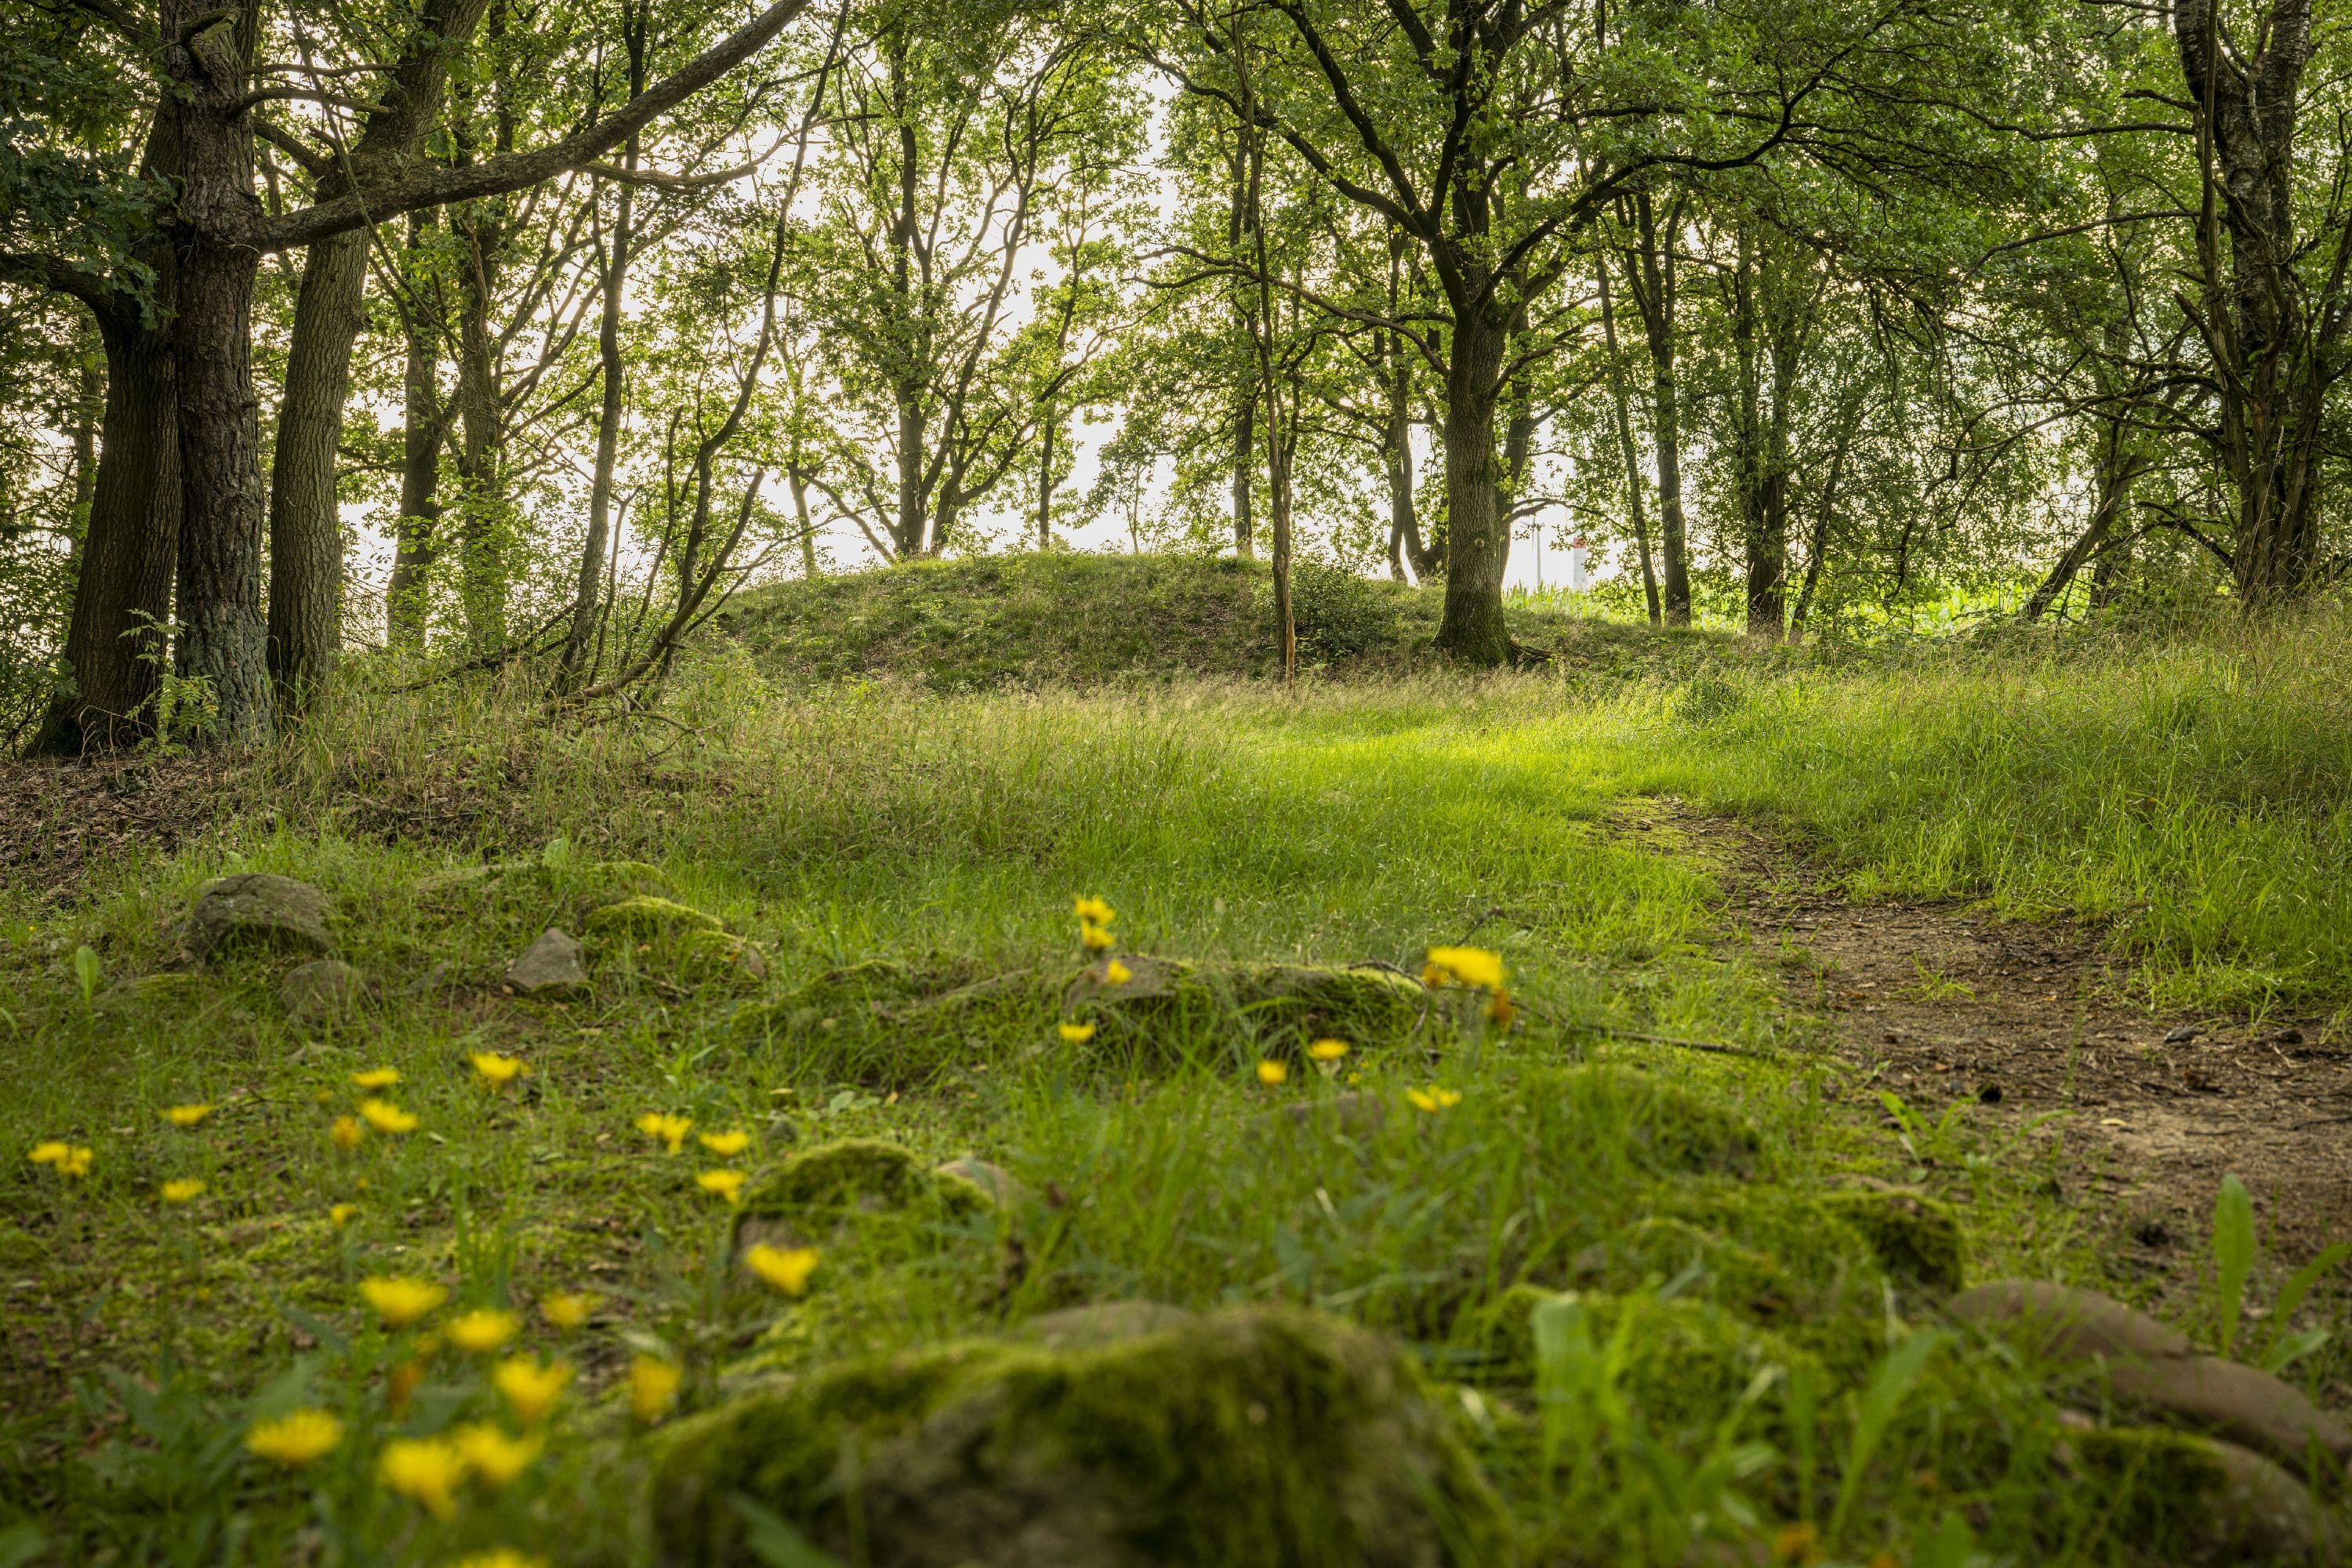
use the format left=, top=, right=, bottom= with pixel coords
left=279, top=958, right=365, bottom=1022
left=2068, top=1425, right=2341, bottom=1565
left=186, top=873, right=332, bottom=963
left=505, top=928, right=588, bottom=997
left=648, top=1305, right=1507, bottom=1568
left=1951, top=1280, right=2352, bottom=1468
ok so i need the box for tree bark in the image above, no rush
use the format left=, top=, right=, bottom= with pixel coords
left=1626, top=193, right=1691, bottom=626
left=388, top=211, right=445, bottom=650
left=1432, top=307, right=1512, bottom=664
left=1227, top=139, right=1257, bottom=561
left=2024, top=424, right=2143, bottom=622
left=1596, top=261, right=1660, bottom=625
left=558, top=171, right=634, bottom=691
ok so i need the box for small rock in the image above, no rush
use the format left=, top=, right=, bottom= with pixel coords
left=1012, top=1300, right=1194, bottom=1350
left=186, top=873, right=333, bottom=963
left=934, top=1156, right=1032, bottom=1209
left=280, top=959, right=365, bottom=1022
left=2165, top=1024, right=2204, bottom=1044
left=505, top=929, right=588, bottom=997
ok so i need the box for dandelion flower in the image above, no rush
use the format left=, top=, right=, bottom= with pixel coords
left=634, top=1112, right=692, bottom=1154
left=360, top=1275, right=447, bottom=1329
left=1422, top=946, right=1505, bottom=991
left=1255, top=1059, right=1289, bottom=1087
left=743, top=1243, right=821, bottom=1297
left=492, top=1357, right=573, bottom=1425
left=1080, top=921, right=1115, bottom=953
left=161, top=1178, right=205, bottom=1204
left=358, top=1099, right=417, bottom=1134
left=1308, top=1039, right=1349, bottom=1062
left=451, top=1422, right=542, bottom=1488
left=452, top=1552, right=547, bottom=1568
left=351, top=1067, right=401, bottom=1090
left=628, top=1355, right=683, bottom=1422
left=470, top=1052, right=525, bottom=1087
left=329, top=1203, right=359, bottom=1227
left=379, top=1436, right=466, bottom=1519
left=245, top=1408, right=343, bottom=1466
left=330, top=1115, right=364, bottom=1152
left=27, top=1141, right=68, bottom=1166
left=695, top=1169, right=746, bottom=1204
left=539, top=1291, right=597, bottom=1331
left=1073, top=895, right=1116, bottom=926
left=445, top=1308, right=521, bottom=1354
left=1102, top=959, right=1131, bottom=985
left=56, top=1146, right=93, bottom=1178
left=697, top=1129, right=750, bottom=1157
left=164, top=1103, right=214, bottom=1127
left=1405, top=1087, right=1464, bottom=1113
left=1058, top=1020, right=1096, bottom=1044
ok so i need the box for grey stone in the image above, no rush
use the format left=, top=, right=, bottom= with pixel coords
left=280, top=958, right=365, bottom=1022
left=187, top=873, right=333, bottom=962
left=1953, top=1279, right=2352, bottom=1468
left=935, top=1156, right=1033, bottom=1209
left=505, top=928, right=587, bottom=997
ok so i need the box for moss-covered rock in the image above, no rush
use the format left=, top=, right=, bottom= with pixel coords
left=1570, top=1216, right=1803, bottom=1324
left=583, top=895, right=722, bottom=938
left=648, top=1305, right=1508, bottom=1567
left=2069, top=1425, right=2336, bottom=1564
left=1521, top=1065, right=1764, bottom=1178
left=677, top=929, right=768, bottom=989
left=735, top=1139, right=989, bottom=1229
left=1820, top=1187, right=1965, bottom=1294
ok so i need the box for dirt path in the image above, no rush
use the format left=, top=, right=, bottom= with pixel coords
left=1620, top=800, right=2352, bottom=1325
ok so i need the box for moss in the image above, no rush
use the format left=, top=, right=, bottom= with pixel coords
left=2071, top=1426, right=2324, bottom=1563
left=1520, top=1065, right=1763, bottom=1178
left=677, top=930, right=766, bottom=990
left=736, top=1139, right=989, bottom=1224
left=1819, top=1188, right=1965, bottom=1294
left=1574, top=1216, right=1805, bottom=1325
left=582, top=895, right=722, bottom=938
left=648, top=1305, right=1508, bottom=1567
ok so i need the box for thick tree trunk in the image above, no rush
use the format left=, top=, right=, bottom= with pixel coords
left=1596, top=263, right=1660, bottom=626
left=28, top=307, right=181, bottom=756
left=1627, top=194, right=1691, bottom=626
left=266, top=227, right=365, bottom=712
left=388, top=212, right=444, bottom=649
left=1432, top=310, right=1512, bottom=665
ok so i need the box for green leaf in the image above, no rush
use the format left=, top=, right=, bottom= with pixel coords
left=2212, top=1173, right=2255, bottom=1357
left=1830, top=1328, right=1944, bottom=1545
left=728, top=1494, right=848, bottom=1568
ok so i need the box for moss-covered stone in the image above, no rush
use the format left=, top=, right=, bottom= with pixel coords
left=583, top=895, right=722, bottom=938
left=677, top=929, right=768, bottom=989
left=1820, top=1187, right=1965, bottom=1294
left=1572, top=1216, right=1803, bottom=1324
left=648, top=1305, right=1508, bottom=1567
left=1522, top=1065, right=1763, bottom=1178
left=2070, top=1425, right=2333, bottom=1564
left=735, top=1139, right=989, bottom=1229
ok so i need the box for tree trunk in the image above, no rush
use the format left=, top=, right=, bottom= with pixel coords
left=1432, top=308, right=1512, bottom=665
left=266, top=224, right=364, bottom=713
left=1596, top=263, right=1660, bottom=626
left=557, top=167, right=635, bottom=691
left=452, top=206, right=506, bottom=648
left=789, top=463, right=818, bottom=577
left=388, top=212, right=444, bottom=649
left=1627, top=193, right=1691, bottom=626
left=27, top=306, right=181, bottom=756
left=2024, top=426, right=2141, bottom=622
left=1383, top=347, right=1416, bottom=583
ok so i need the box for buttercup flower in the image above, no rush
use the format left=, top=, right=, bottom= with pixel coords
left=27, top=1142, right=68, bottom=1166
left=470, top=1052, right=526, bottom=1087
left=635, top=1112, right=692, bottom=1154
left=451, top=1422, right=541, bottom=1488
left=695, top=1169, right=746, bottom=1204
left=492, top=1357, right=573, bottom=1425
left=161, top=1178, right=205, bottom=1204
left=1073, top=895, right=1116, bottom=926
left=164, top=1103, right=214, bottom=1127
left=1255, top=1059, right=1288, bottom=1087
left=1103, top=959, right=1132, bottom=985
left=329, top=1203, right=359, bottom=1227
left=379, top=1437, right=466, bottom=1519
left=1422, top=946, right=1505, bottom=991
left=1405, top=1087, right=1464, bottom=1113
left=351, top=1067, right=401, bottom=1090
left=445, top=1308, right=521, bottom=1354
left=330, top=1115, right=364, bottom=1152
left=452, top=1552, right=547, bottom=1568
left=743, top=1243, right=821, bottom=1297
left=1058, top=1021, right=1096, bottom=1044
left=628, top=1355, right=683, bottom=1422
left=1308, top=1039, right=1349, bottom=1062
left=245, top=1409, right=343, bottom=1466
left=358, top=1099, right=417, bottom=1134
left=55, top=1146, right=93, bottom=1178
left=697, top=1130, right=750, bottom=1157
left=1080, top=921, right=1115, bottom=953
left=360, top=1275, right=447, bottom=1329
left=539, top=1291, right=597, bottom=1330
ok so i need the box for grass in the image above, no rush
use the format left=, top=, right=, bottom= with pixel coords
left=2, top=561, right=2348, bottom=1565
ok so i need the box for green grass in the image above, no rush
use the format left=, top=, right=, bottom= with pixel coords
left=2, top=582, right=2347, bottom=1565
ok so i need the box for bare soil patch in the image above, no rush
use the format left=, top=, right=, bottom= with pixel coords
left=1626, top=800, right=2352, bottom=1323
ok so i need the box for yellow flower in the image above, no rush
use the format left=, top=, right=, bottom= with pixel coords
left=451, top=1422, right=542, bottom=1489
left=1489, top=989, right=1515, bottom=1028
left=470, top=1052, right=525, bottom=1087
left=164, top=1103, right=214, bottom=1127
left=695, top=1169, right=746, bottom=1204
left=492, top=1357, right=573, bottom=1425
left=351, top=1067, right=401, bottom=1090
left=539, top=1291, right=597, bottom=1331
left=245, top=1408, right=343, bottom=1466
left=452, top=1552, right=548, bottom=1568
left=1423, top=946, right=1505, bottom=991
left=1256, top=1059, right=1290, bottom=1087
left=1080, top=921, right=1115, bottom=953
left=1058, top=1020, right=1097, bottom=1044
left=329, top=1202, right=359, bottom=1227
left=635, top=1112, right=692, bottom=1154
left=445, top=1308, right=521, bottom=1354
left=358, top=1099, right=417, bottom=1134
left=379, top=1436, right=466, bottom=1519
left=697, top=1129, right=750, bottom=1157
left=1102, top=959, right=1131, bottom=985
left=1308, top=1039, right=1349, bottom=1062
left=161, top=1178, right=205, bottom=1204
left=743, top=1243, right=821, bottom=1297
left=27, top=1141, right=68, bottom=1166
left=1073, top=895, right=1116, bottom=926
left=629, top=1355, right=683, bottom=1422
left=56, top=1146, right=93, bottom=1178
left=360, top=1275, right=447, bottom=1329
left=1405, top=1087, right=1465, bottom=1113
left=330, top=1115, right=364, bottom=1152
